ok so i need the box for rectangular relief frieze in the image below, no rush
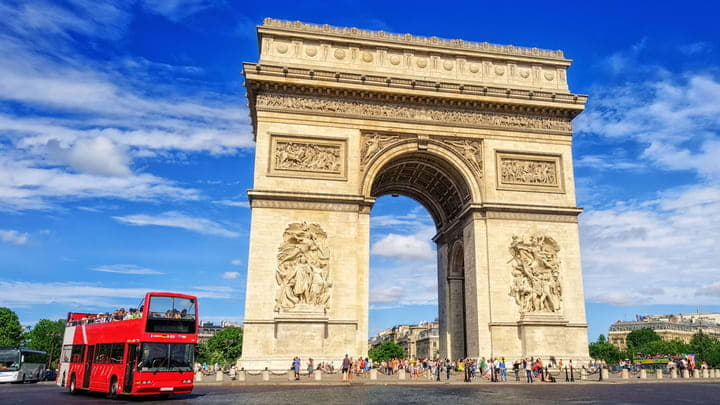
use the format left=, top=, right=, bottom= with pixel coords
left=496, top=151, right=564, bottom=193
left=269, top=134, right=347, bottom=181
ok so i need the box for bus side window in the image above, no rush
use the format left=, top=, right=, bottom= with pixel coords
left=71, top=345, right=84, bottom=363
left=96, top=344, right=111, bottom=364
left=110, top=344, right=123, bottom=364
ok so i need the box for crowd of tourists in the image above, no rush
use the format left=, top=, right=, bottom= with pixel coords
left=66, top=307, right=143, bottom=326
left=283, top=355, right=589, bottom=383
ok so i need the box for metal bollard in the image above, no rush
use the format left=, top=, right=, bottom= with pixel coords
left=398, top=369, right=406, bottom=380
left=370, top=368, right=377, bottom=380
left=656, top=369, right=663, bottom=379
left=216, top=371, right=223, bottom=382
left=621, top=369, right=629, bottom=379
left=314, top=370, right=322, bottom=381
left=639, top=369, right=647, bottom=379
left=262, top=370, right=270, bottom=381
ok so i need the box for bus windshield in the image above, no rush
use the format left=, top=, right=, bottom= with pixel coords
left=0, top=349, right=20, bottom=371
left=148, top=296, right=196, bottom=320
left=137, top=343, right=194, bottom=372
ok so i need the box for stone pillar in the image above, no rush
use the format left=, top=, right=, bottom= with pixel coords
left=314, top=371, right=322, bottom=381
left=288, top=371, right=295, bottom=381
left=195, top=371, right=203, bottom=382
left=639, top=369, right=647, bottom=379
left=399, top=369, right=406, bottom=380
left=580, top=368, right=587, bottom=381
left=601, top=368, right=609, bottom=380
left=656, top=369, right=663, bottom=379
left=370, top=368, right=377, bottom=380
left=671, top=368, right=677, bottom=379
left=621, top=369, right=629, bottom=379
left=693, top=369, right=700, bottom=379
left=215, top=371, right=223, bottom=382
left=237, top=370, right=246, bottom=382
left=262, top=370, right=270, bottom=381
left=702, top=369, right=709, bottom=379
left=714, top=369, right=719, bottom=378
left=681, top=369, right=689, bottom=379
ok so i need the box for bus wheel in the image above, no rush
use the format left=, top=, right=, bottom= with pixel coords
left=69, top=375, right=78, bottom=395
left=108, top=376, right=119, bottom=399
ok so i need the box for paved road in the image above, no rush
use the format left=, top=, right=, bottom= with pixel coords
left=2, top=382, right=719, bottom=404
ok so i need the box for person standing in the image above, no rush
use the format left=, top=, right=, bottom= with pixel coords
left=513, top=360, right=520, bottom=382
left=500, top=358, right=507, bottom=382
left=446, top=359, right=452, bottom=380
left=293, top=357, right=301, bottom=380
left=307, top=358, right=314, bottom=379
left=342, top=354, right=351, bottom=382
left=525, top=358, right=533, bottom=383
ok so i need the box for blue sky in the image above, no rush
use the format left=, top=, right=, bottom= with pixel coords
left=1, top=0, right=720, bottom=343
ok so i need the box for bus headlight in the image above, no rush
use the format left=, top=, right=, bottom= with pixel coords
left=181, top=379, right=192, bottom=383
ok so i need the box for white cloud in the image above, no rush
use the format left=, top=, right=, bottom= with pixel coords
left=222, top=272, right=239, bottom=279
left=113, top=211, right=239, bottom=238
left=0, top=280, right=234, bottom=307
left=371, top=233, right=435, bottom=260
left=0, top=229, right=29, bottom=245
left=230, top=259, right=242, bottom=266
left=679, top=41, right=709, bottom=55
left=213, top=200, right=250, bottom=208
left=142, top=0, right=217, bottom=22
left=46, top=137, right=131, bottom=177
left=91, top=264, right=163, bottom=275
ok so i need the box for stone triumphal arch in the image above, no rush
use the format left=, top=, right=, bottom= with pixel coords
left=240, top=19, right=589, bottom=369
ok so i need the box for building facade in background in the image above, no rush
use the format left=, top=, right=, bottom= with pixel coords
left=369, top=321, right=439, bottom=358
left=609, top=313, right=720, bottom=350
left=198, top=321, right=243, bottom=343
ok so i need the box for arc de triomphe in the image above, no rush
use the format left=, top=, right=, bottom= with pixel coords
left=240, top=19, right=589, bottom=369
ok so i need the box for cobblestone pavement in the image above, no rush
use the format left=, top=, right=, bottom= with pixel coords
left=2, top=381, right=719, bottom=404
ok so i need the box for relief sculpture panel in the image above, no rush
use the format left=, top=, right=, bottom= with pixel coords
left=275, top=222, right=332, bottom=313
left=508, top=233, right=562, bottom=314
left=269, top=135, right=347, bottom=180
left=496, top=152, right=563, bottom=193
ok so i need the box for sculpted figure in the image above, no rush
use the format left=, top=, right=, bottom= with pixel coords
left=274, top=222, right=332, bottom=312
left=508, top=232, right=562, bottom=313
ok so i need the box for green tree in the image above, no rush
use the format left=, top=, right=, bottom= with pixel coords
left=596, top=334, right=607, bottom=344
left=625, top=328, right=661, bottom=349
left=0, top=308, right=24, bottom=347
left=198, top=327, right=243, bottom=367
left=637, top=339, right=691, bottom=357
left=588, top=341, right=621, bottom=364
left=24, top=319, right=65, bottom=368
left=368, top=341, right=405, bottom=363
left=690, top=332, right=717, bottom=365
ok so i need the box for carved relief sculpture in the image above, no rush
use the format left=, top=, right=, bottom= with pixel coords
left=501, top=158, right=557, bottom=186
left=275, top=141, right=342, bottom=174
left=360, top=133, right=399, bottom=169
left=443, top=139, right=483, bottom=177
left=275, top=222, right=332, bottom=312
left=508, top=233, right=562, bottom=313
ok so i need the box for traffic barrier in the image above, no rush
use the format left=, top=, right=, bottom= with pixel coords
left=370, top=369, right=377, bottom=380
left=639, top=369, right=647, bottom=379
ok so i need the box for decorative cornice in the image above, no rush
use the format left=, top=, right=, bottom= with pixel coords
left=261, top=18, right=568, bottom=62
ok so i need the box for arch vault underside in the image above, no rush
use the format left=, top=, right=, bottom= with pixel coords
left=239, top=19, right=590, bottom=369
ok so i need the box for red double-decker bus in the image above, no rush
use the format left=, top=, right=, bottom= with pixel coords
left=56, top=292, right=198, bottom=397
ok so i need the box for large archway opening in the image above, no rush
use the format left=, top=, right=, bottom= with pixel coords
left=367, top=151, right=472, bottom=360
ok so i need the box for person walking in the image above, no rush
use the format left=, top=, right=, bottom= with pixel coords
left=446, top=359, right=452, bottom=380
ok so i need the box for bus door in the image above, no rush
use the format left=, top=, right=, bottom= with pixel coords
left=124, top=344, right=137, bottom=393
left=83, top=345, right=94, bottom=389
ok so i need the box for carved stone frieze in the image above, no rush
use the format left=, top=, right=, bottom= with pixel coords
left=439, top=138, right=483, bottom=178
left=275, top=222, right=332, bottom=313
left=508, top=233, right=562, bottom=314
left=256, top=93, right=572, bottom=133
left=269, top=135, right=347, bottom=180
left=496, top=152, right=563, bottom=193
